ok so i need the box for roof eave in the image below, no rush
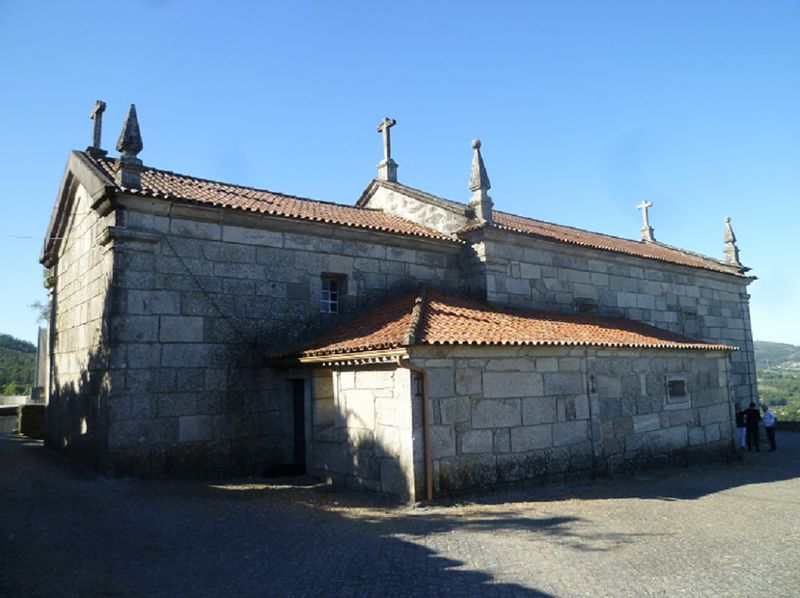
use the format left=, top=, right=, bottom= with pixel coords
left=41, top=151, right=118, bottom=267
left=267, top=347, right=410, bottom=367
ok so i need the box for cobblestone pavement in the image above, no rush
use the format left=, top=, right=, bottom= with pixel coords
left=2, top=433, right=799, bottom=597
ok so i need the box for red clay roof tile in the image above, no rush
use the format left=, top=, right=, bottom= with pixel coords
left=489, top=211, right=743, bottom=276
left=86, top=154, right=458, bottom=243
left=282, top=288, right=736, bottom=359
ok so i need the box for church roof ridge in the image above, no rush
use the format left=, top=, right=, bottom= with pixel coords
left=91, top=153, right=359, bottom=206
left=361, top=178, right=747, bottom=277
left=484, top=210, right=749, bottom=277
left=83, top=153, right=459, bottom=243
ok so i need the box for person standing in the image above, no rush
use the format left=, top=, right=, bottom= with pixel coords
left=734, top=403, right=747, bottom=449
left=744, top=402, right=761, bottom=452
left=762, top=403, right=777, bottom=451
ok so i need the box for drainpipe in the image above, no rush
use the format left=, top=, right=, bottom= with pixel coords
left=583, top=349, right=598, bottom=479
left=397, top=357, right=433, bottom=502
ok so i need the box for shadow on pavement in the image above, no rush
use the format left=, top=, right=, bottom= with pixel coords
left=0, top=433, right=551, bottom=596
left=2, top=431, right=798, bottom=596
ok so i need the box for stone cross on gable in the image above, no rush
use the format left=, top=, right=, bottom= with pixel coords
left=87, top=100, right=107, bottom=157
left=637, top=200, right=655, bottom=242
left=376, top=117, right=396, bottom=162
left=375, top=116, right=398, bottom=183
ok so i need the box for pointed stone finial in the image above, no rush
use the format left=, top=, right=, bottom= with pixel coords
left=468, top=139, right=493, bottom=224
left=376, top=116, right=398, bottom=182
left=723, top=216, right=742, bottom=266
left=636, top=200, right=655, bottom=242
left=114, top=104, right=144, bottom=188
left=87, top=100, right=107, bottom=158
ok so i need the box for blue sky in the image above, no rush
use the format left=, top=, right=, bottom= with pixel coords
left=0, top=0, right=798, bottom=344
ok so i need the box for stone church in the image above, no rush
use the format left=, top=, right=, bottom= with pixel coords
left=40, top=102, right=757, bottom=501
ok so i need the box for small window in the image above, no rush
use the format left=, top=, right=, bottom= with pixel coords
left=665, top=375, right=689, bottom=404
left=320, top=276, right=343, bottom=314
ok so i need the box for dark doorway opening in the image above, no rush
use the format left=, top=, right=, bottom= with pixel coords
left=263, top=378, right=307, bottom=478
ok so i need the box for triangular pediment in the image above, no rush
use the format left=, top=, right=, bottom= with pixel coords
left=41, top=151, right=116, bottom=267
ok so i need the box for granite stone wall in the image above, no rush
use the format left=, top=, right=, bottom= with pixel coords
left=46, top=182, right=115, bottom=468
left=361, top=187, right=757, bottom=409
left=469, top=232, right=757, bottom=409
left=365, top=184, right=468, bottom=234
left=91, top=197, right=460, bottom=476
left=409, top=345, right=733, bottom=495
left=310, top=367, right=416, bottom=500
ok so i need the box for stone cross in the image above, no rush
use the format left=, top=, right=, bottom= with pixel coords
left=87, top=100, right=107, bottom=157
left=376, top=117, right=396, bottom=162
left=375, top=117, right=398, bottom=182
left=636, top=200, right=655, bottom=242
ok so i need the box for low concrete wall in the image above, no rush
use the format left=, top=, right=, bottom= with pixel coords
left=0, top=405, right=46, bottom=438
left=0, top=396, right=29, bottom=407
left=18, top=405, right=46, bottom=439
left=0, top=416, right=16, bottom=434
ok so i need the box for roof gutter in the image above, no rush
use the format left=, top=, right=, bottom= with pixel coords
left=268, top=348, right=409, bottom=367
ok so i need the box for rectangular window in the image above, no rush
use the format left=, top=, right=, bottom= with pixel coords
left=665, top=374, right=689, bottom=404
left=320, top=276, right=341, bottom=314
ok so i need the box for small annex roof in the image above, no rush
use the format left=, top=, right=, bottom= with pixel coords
left=274, top=287, right=736, bottom=361
left=82, top=153, right=458, bottom=243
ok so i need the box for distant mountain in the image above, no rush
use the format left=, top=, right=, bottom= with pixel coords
left=753, top=340, right=800, bottom=370
left=754, top=340, right=800, bottom=421
left=0, top=334, right=36, bottom=396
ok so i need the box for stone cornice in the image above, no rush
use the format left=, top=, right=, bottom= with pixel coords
left=459, top=224, right=756, bottom=286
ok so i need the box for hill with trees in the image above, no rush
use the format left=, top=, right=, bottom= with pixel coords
left=755, top=340, right=800, bottom=421
left=0, top=334, right=36, bottom=396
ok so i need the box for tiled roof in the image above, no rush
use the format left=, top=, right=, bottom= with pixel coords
left=488, top=211, right=744, bottom=276
left=84, top=154, right=457, bottom=242
left=363, top=180, right=745, bottom=276
left=281, top=288, right=736, bottom=359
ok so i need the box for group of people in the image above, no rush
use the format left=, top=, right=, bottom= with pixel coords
left=734, top=402, right=778, bottom=452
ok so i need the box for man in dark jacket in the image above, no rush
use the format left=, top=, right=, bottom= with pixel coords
left=744, top=402, right=761, bottom=452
